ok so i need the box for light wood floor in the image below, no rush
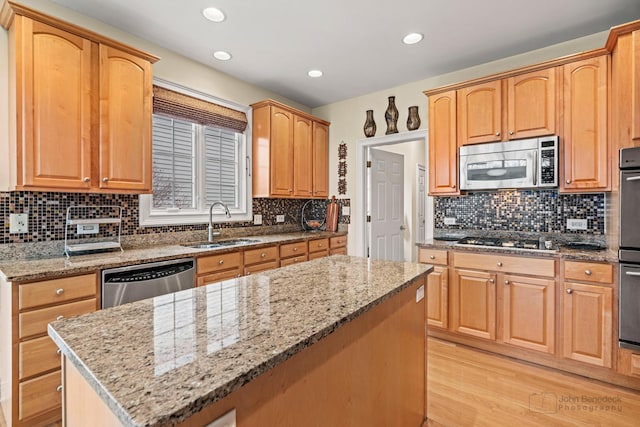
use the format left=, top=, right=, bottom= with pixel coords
left=427, top=337, right=640, bottom=426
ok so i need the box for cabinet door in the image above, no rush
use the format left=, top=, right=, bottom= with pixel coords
left=269, top=107, right=295, bottom=196
left=312, top=121, right=329, bottom=198
left=452, top=269, right=496, bottom=340
left=563, top=281, right=612, bottom=367
left=562, top=55, right=609, bottom=191
left=428, top=91, right=459, bottom=195
left=458, top=80, right=502, bottom=145
left=633, top=31, right=640, bottom=142
left=427, top=266, right=448, bottom=329
left=293, top=115, right=313, bottom=197
left=19, top=18, right=93, bottom=189
left=502, top=274, right=555, bottom=354
left=507, top=68, right=556, bottom=139
left=99, top=44, right=152, bottom=191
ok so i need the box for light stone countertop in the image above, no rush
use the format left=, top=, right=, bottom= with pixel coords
left=0, top=231, right=346, bottom=282
left=48, top=256, right=433, bottom=427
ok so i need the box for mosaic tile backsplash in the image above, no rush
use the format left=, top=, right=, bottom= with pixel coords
left=434, top=190, right=605, bottom=235
left=0, top=192, right=351, bottom=244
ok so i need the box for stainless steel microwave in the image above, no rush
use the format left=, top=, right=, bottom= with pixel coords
left=459, top=136, right=558, bottom=191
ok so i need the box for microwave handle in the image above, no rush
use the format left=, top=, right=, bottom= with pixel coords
left=533, top=153, right=537, bottom=186
left=626, top=176, right=640, bottom=182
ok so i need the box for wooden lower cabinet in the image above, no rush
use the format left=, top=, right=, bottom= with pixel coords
left=502, top=274, right=555, bottom=354
left=563, top=281, right=613, bottom=368
left=427, top=266, right=448, bottom=329
left=244, top=245, right=279, bottom=276
left=280, top=241, right=308, bottom=267
left=329, top=235, right=347, bottom=255
left=308, top=238, right=329, bottom=260
left=451, top=268, right=496, bottom=340
left=196, top=251, right=243, bottom=286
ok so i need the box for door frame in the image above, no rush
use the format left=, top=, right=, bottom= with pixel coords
left=417, top=164, right=426, bottom=246
left=355, top=130, right=430, bottom=258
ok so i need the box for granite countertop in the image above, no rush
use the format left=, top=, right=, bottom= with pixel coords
left=0, top=231, right=346, bottom=282
left=416, top=238, right=618, bottom=263
left=48, top=256, right=432, bottom=427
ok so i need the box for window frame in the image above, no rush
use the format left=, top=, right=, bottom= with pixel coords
left=139, top=79, right=252, bottom=227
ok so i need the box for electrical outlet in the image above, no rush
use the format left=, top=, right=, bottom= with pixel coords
left=567, top=218, right=588, bottom=230
left=77, top=223, right=99, bottom=235
left=444, top=217, right=456, bottom=225
left=342, top=206, right=350, bottom=216
left=253, top=214, right=262, bottom=225
left=276, top=214, right=285, bottom=223
left=9, top=213, right=28, bottom=234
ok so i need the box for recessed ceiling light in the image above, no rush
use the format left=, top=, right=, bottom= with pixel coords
left=203, top=7, right=225, bottom=23
left=308, top=70, right=323, bottom=78
left=213, top=51, right=232, bottom=61
left=403, top=32, right=424, bottom=45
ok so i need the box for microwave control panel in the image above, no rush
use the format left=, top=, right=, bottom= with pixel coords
left=539, top=139, right=558, bottom=187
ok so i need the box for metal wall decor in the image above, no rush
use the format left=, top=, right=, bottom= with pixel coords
left=407, top=105, right=421, bottom=130
left=338, top=141, right=347, bottom=195
left=385, top=96, right=399, bottom=134
left=363, top=110, right=376, bottom=137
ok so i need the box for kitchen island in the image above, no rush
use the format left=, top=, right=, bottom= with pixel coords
left=48, top=255, right=432, bottom=426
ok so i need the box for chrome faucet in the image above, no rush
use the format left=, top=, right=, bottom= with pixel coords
left=208, top=201, right=231, bottom=242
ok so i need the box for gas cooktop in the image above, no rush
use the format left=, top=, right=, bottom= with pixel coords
left=455, top=236, right=552, bottom=251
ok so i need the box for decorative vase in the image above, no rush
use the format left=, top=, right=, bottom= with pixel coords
left=385, top=96, right=399, bottom=135
left=363, top=110, right=376, bottom=137
left=407, top=105, right=421, bottom=131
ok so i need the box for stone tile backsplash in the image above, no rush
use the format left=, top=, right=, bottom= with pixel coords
left=434, top=190, right=605, bottom=235
left=0, top=192, right=350, bottom=244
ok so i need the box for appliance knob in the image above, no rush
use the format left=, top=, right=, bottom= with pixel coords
left=585, top=269, right=592, bottom=276
left=429, top=255, right=435, bottom=260
left=83, top=177, right=90, bottom=183
left=497, top=262, right=503, bottom=267
left=55, top=288, right=64, bottom=296
left=566, top=288, right=573, bottom=294
left=102, top=177, right=109, bottom=183
left=505, top=280, right=510, bottom=285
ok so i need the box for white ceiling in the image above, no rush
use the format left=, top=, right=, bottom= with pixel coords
left=51, top=0, right=640, bottom=108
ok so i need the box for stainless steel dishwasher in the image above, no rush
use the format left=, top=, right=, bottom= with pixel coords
left=101, top=258, right=195, bottom=308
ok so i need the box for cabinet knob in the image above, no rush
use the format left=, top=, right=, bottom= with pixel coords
left=293, top=247, right=298, bottom=252
left=83, top=177, right=90, bottom=183
left=236, top=274, right=241, bottom=278
left=218, top=260, right=224, bottom=265
left=56, top=315, right=64, bottom=321
left=246, top=271, right=251, bottom=275
left=56, top=348, right=61, bottom=355
left=497, top=262, right=503, bottom=267
left=505, top=280, right=510, bottom=285
left=488, top=279, right=495, bottom=284
left=429, top=255, right=435, bottom=260
left=566, top=288, right=573, bottom=294
left=585, top=269, right=592, bottom=276
left=495, top=132, right=501, bottom=137
left=55, top=288, right=64, bottom=296
left=451, top=184, right=456, bottom=189
left=102, top=177, right=109, bottom=183
left=56, top=385, right=63, bottom=393
left=318, top=243, right=323, bottom=247
left=509, top=131, right=514, bottom=135
left=261, top=253, right=266, bottom=258
left=566, top=179, right=571, bottom=184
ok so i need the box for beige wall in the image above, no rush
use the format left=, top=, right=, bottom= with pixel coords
left=312, top=31, right=608, bottom=256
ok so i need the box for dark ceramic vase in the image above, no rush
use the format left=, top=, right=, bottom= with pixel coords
left=407, top=105, right=421, bottom=131
left=385, top=96, right=399, bottom=134
left=363, top=110, right=376, bottom=137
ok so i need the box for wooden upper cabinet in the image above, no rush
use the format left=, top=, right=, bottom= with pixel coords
left=15, top=18, right=93, bottom=190
left=99, top=45, right=152, bottom=191
left=293, top=115, right=313, bottom=197
left=251, top=100, right=330, bottom=199
left=507, top=68, right=556, bottom=139
left=1, top=7, right=158, bottom=193
left=633, top=31, right=640, bottom=142
left=428, top=91, right=459, bottom=195
left=458, top=80, right=502, bottom=144
left=312, top=121, right=329, bottom=198
left=562, top=55, right=609, bottom=192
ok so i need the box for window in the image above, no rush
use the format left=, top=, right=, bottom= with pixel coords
left=139, top=81, right=251, bottom=226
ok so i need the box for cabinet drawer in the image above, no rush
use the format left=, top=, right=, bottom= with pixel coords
left=454, top=252, right=555, bottom=277
left=19, top=274, right=97, bottom=310
left=19, top=370, right=61, bottom=421
left=330, top=247, right=347, bottom=255
left=330, top=235, right=347, bottom=248
left=19, top=298, right=96, bottom=339
left=244, top=260, right=279, bottom=276
left=197, top=251, right=242, bottom=275
left=196, top=268, right=241, bottom=286
left=309, top=238, right=329, bottom=253
left=309, top=250, right=328, bottom=260
left=418, top=248, right=448, bottom=266
left=564, top=261, right=613, bottom=284
left=244, top=246, right=278, bottom=266
left=280, top=242, right=307, bottom=258
left=280, top=255, right=307, bottom=267
left=19, top=336, right=60, bottom=380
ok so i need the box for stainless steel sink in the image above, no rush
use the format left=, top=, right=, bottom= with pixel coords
left=182, top=239, right=260, bottom=249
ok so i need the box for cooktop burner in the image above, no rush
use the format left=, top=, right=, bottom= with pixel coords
left=456, top=237, right=552, bottom=251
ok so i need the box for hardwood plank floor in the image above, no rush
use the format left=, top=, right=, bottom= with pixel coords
left=427, top=337, right=640, bottom=426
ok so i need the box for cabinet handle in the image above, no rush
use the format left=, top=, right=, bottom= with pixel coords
left=261, top=253, right=266, bottom=258
left=56, top=315, right=64, bottom=321
left=566, top=179, right=571, bottom=184
left=56, top=385, right=63, bottom=393
left=495, top=132, right=500, bottom=136
left=497, top=262, right=503, bottom=267
left=488, top=279, right=495, bottom=284
left=509, top=131, right=514, bottom=135
left=55, top=288, right=64, bottom=296
left=102, top=177, right=109, bottom=183
left=218, top=260, right=224, bottom=265
left=429, top=255, right=435, bottom=260
left=505, top=280, right=510, bottom=285
left=83, top=177, right=90, bottom=183
left=585, top=269, right=592, bottom=276
left=566, top=288, right=573, bottom=294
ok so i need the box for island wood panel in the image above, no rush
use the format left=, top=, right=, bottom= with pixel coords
left=62, top=277, right=427, bottom=427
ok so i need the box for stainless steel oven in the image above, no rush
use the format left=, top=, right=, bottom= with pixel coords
left=619, top=147, right=640, bottom=350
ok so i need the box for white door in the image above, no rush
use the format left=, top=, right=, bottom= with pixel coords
left=369, top=148, right=404, bottom=261
left=417, top=165, right=426, bottom=244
